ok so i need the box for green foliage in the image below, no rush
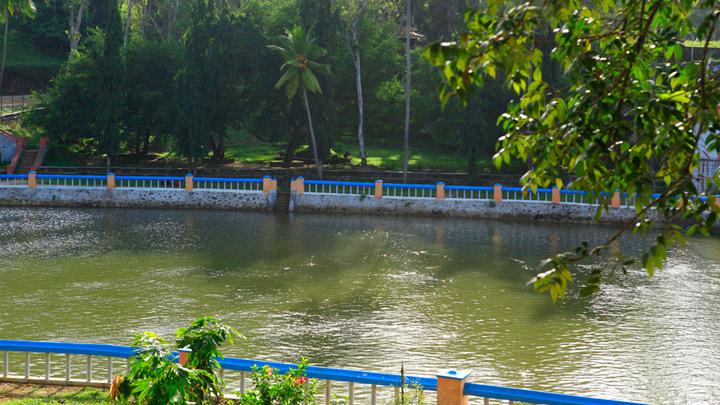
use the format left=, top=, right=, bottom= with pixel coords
left=269, top=26, right=330, bottom=98
left=237, top=359, right=318, bottom=405
left=94, top=0, right=124, bottom=158
left=118, top=317, right=241, bottom=404
left=425, top=0, right=720, bottom=300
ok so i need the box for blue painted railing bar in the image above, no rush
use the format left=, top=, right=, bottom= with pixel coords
left=193, top=177, right=263, bottom=183
left=0, top=174, right=28, bottom=179
left=445, top=185, right=493, bottom=191
left=304, top=180, right=375, bottom=187
left=115, top=175, right=185, bottom=181
left=382, top=183, right=437, bottom=189
left=0, top=340, right=644, bottom=405
left=463, top=383, right=642, bottom=405
left=36, top=174, right=107, bottom=180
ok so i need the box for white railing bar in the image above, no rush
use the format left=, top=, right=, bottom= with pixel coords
left=107, top=357, right=113, bottom=383
left=325, top=379, right=331, bottom=404
left=371, top=384, right=377, bottom=405
left=65, top=354, right=70, bottom=382
left=24, top=353, right=29, bottom=379
left=44, top=353, right=49, bottom=380
left=240, top=371, right=245, bottom=394
left=348, top=381, right=354, bottom=405
left=87, top=355, right=92, bottom=382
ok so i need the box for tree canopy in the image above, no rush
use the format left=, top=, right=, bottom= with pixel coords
left=425, top=0, right=720, bottom=300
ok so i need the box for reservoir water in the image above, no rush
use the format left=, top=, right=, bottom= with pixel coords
left=0, top=207, right=719, bottom=403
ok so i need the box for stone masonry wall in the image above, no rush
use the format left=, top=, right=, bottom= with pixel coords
left=0, top=187, right=276, bottom=211
left=292, top=193, right=662, bottom=225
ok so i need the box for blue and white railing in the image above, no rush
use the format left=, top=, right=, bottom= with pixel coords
left=293, top=178, right=720, bottom=210
left=0, top=340, right=643, bottom=405
left=0, top=173, right=272, bottom=194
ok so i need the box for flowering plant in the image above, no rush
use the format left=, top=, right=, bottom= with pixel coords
left=238, top=358, right=318, bottom=404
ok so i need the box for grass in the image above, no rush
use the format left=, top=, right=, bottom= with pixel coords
left=0, top=384, right=108, bottom=404
left=5, top=30, right=65, bottom=70
left=223, top=132, right=482, bottom=172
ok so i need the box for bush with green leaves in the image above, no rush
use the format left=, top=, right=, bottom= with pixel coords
left=115, top=316, right=241, bottom=404
left=237, top=359, right=318, bottom=405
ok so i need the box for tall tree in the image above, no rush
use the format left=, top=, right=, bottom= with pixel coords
left=269, top=26, right=330, bottom=178
left=67, top=0, right=86, bottom=55
left=426, top=0, right=720, bottom=300
left=94, top=0, right=125, bottom=169
left=402, top=0, right=411, bottom=180
left=346, top=0, right=368, bottom=166
left=0, top=0, right=36, bottom=92
left=123, top=0, right=134, bottom=44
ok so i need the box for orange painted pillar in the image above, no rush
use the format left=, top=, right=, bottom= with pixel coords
left=271, top=178, right=277, bottom=192
left=178, top=348, right=192, bottom=366
left=374, top=180, right=383, bottom=199
left=611, top=190, right=620, bottom=208
left=436, top=182, right=445, bottom=200
left=551, top=186, right=560, bottom=204
left=27, top=171, right=37, bottom=189
left=290, top=178, right=296, bottom=193
left=296, top=177, right=305, bottom=195
left=493, top=184, right=502, bottom=203
left=263, top=176, right=272, bottom=194
left=107, top=173, right=116, bottom=190
left=185, top=174, right=193, bottom=191
left=436, top=370, right=471, bottom=405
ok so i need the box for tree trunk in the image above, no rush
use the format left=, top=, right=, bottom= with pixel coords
left=69, top=4, right=86, bottom=55
left=352, top=48, right=366, bottom=167
left=124, top=0, right=134, bottom=45
left=350, top=0, right=367, bottom=167
left=142, top=131, right=150, bottom=155
left=402, top=0, right=412, bottom=181
left=0, top=12, right=9, bottom=94
left=303, top=87, right=323, bottom=179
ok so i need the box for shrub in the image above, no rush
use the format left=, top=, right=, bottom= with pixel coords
left=237, top=358, right=318, bottom=405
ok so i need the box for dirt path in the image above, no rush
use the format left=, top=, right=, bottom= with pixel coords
left=0, top=383, right=106, bottom=404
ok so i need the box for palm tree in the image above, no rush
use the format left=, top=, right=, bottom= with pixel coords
left=269, top=26, right=330, bottom=179
left=0, top=0, right=35, bottom=92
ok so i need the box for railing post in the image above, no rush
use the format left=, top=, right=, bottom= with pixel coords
left=263, top=175, right=271, bottom=194
left=178, top=348, right=192, bottom=366
left=552, top=186, right=560, bottom=204
left=493, top=184, right=502, bottom=203
left=28, top=171, right=37, bottom=189
left=290, top=178, right=296, bottom=193
left=107, top=173, right=116, bottom=190
left=611, top=190, right=620, bottom=208
left=185, top=174, right=193, bottom=191
left=436, top=369, right=471, bottom=405
left=374, top=179, right=383, bottom=199
left=297, top=176, right=305, bottom=196
left=271, top=177, right=278, bottom=192
left=436, top=182, right=445, bottom=200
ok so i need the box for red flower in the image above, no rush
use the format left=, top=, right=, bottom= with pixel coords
left=265, top=368, right=273, bottom=376
left=293, top=376, right=309, bottom=386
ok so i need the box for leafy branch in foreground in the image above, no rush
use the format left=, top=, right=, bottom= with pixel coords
left=425, top=0, right=720, bottom=301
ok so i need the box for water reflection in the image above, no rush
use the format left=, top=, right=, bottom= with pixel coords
left=0, top=207, right=718, bottom=403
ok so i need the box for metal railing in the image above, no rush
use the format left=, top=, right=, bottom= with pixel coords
left=445, top=185, right=494, bottom=200
left=304, top=180, right=375, bottom=196
left=502, top=187, right=554, bottom=202
left=0, top=340, right=643, bottom=405
left=194, top=177, right=264, bottom=192
left=0, top=174, right=27, bottom=187
left=383, top=183, right=437, bottom=199
left=115, top=175, right=186, bottom=190
left=36, top=174, right=107, bottom=188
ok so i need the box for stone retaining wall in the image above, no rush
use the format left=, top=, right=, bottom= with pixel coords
left=0, top=187, right=276, bottom=211
left=291, top=193, right=662, bottom=224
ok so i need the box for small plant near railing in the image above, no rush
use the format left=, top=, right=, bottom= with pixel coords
left=113, top=316, right=241, bottom=404
left=235, top=359, right=318, bottom=404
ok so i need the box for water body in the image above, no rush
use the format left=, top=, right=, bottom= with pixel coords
left=0, top=207, right=719, bottom=403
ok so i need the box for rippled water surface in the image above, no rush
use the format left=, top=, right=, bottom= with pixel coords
left=1, top=207, right=719, bottom=403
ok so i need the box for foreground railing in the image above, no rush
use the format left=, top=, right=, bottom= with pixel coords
left=0, top=340, right=643, bottom=405
left=294, top=177, right=720, bottom=210
left=0, top=173, right=274, bottom=194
